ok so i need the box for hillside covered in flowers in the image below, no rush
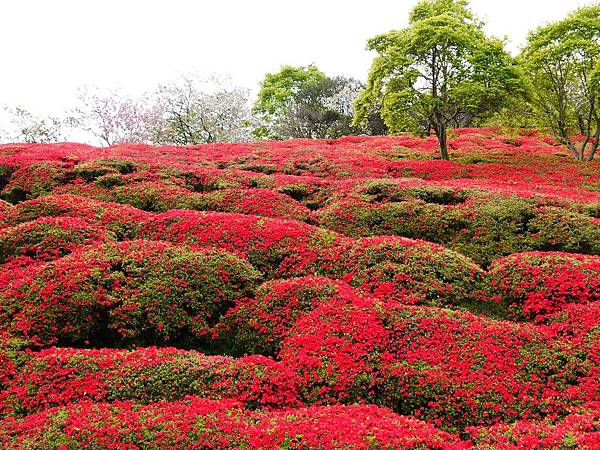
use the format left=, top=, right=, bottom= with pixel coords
left=0, top=128, right=599, bottom=448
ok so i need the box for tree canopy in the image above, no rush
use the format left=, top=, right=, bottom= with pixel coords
left=253, top=65, right=364, bottom=139
left=354, top=0, right=524, bottom=159
left=520, top=4, right=600, bottom=161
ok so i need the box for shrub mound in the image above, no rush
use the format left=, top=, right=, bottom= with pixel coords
left=198, top=188, right=312, bottom=221
left=0, top=216, right=115, bottom=263
left=280, top=298, right=590, bottom=431
left=140, top=210, right=347, bottom=278
left=318, top=194, right=600, bottom=266
left=0, top=399, right=466, bottom=449
left=468, top=404, right=600, bottom=449
left=218, top=276, right=360, bottom=355
left=1, top=347, right=298, bottom=416
left=72, top=159, right=136, bottom=181
left=112, top=180, right=199, bottom=212
left=330, top=236, right=486, bottom=310
left=0, top=240, right=260, bottom=347
left=487, top=252, right=600, bottom=321
left=0, top=194, right=151, bottom=239
left=0, top=162, right=71, bottom=202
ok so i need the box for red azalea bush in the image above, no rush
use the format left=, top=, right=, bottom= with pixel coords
left=541, top=302, right=600, bottom=403
left=0, top=216, right=115, bottom=263
left=218, top=276, right=361, bottom=355
left=280, top=298, right=590, bottom=431
left=53, top=179, right=115, bottom=202
left=112, top=180, right=200, bottom=212
left=140, top=210, right=348, bottom=278
left=468, top=403, right=600, bottom=449
left=528, top=207, right=600, bottom=256
left=197, top=188, right=313, bottom=221
left=1, top=347, right=299, bottom=415
left=318, top=193, right=600, bottom=266
left=0, top=399, right=468, bottom=449
left=0, top=162, right=72, bottom=202
left=72, top=159, right=137, bottom=181
left=329, top=235, right=487, bottom=310
left=318, top=196, right=469, bottom=249
left=487, top=252, right=600, bottom=321
left=279, top=297, right=390, bottom=407
left=0, top=199, right=12, bottom=213
left=0, top=240, right=260, bottom=347
left=243, top=403, right=468, bottom=449
left=0, top=194, right=151, bottom=238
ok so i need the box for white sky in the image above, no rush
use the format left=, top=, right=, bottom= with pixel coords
left=0, top=0, right=594, bottom=117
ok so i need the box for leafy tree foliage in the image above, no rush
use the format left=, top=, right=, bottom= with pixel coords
left=254, top=65, right=364, bottom=139
left=354, top=0, right=524, bottom=159
left=520, top=5, right=600, bottom=161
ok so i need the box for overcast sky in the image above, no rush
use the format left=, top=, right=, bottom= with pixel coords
left=0, top=0, right=594, bottom=117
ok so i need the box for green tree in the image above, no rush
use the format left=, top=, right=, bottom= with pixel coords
left=520, top=5, right=600, bottom=161
left=354, top=0, right=524, bottom=159
left=253, top=65, right=364, bottom=139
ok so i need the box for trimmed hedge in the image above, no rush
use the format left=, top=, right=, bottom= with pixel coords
left=0, top=240, right=260, bottom=347
left=218, top=276, right=360, bottom=355
left=280, top=298, right=591, bottom=431
left=487, top=252, right=600, bottom=321
left=0, top=399, right=466, bottom=449
left=140, top=210, right=348, bottom=279
left=329, top=236, right=486, bottom=310
left=0, top=216, right=115, bottom=264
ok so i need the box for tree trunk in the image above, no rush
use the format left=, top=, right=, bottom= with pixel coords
left=585, top=125, right=600, bottom=161
left=434, top=123, right=449, bottom=160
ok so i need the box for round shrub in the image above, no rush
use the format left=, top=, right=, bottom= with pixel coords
left=54, top=178, right=115, bottom=202
left=0, top=194, right=151, bottom=239
left=218, top=276, right=360, bottom=355
left=468, top=404, right=600, bottom=449
left=112, top=180, right=200, bottom=212
left=529, top=207, right=600, bottom=255
left=0, top=399, right=466, bottom=449
left=340, top=179, right=470, bottom=205
left=197, top=188, right=312, bottom=221
left=0, top=162, right=72, bottom=202
left=140, top=210, right=348, bottom=278
left=487, top=252, right=600, bottom=321
left=2, top=347, right=299, bottom=415
left=330, top=236, right=486, bottom=310
left=318, top=197, right=468, bottom=244
left=72, top=159, right=136, bottom=181
left=244, top=404, right=466, bottom=449
left=280, top=299, right=590, bottom=431
left=0, top=240, right=260, bottom=347
left=378, top=306, right=585, bottom=430
left=274, top=175, right=332, bottom=210
left=542, top=302, right=600, bottom=403
left=319, top=193, right=600, bottom=267
left=0, top=216, right=115, bottom=263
